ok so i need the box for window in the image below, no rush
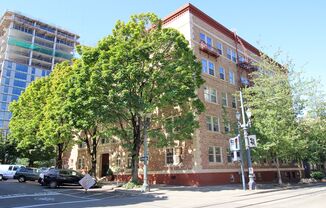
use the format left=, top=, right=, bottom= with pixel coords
left=16, top=64, right=28, bottom=73
left=200, top=33, right=206, bottom=42
left=208, top=146, right=222, bottom=163
left=227, top=48, right=232, bottom=60
left=116, top=155, right=121, bottom=167
left=5, top=78, right=10, bottom=85
left=222, top=92, right=228, bottom=107
left=216, top=42, right=223, bottom=55
left=202, top=59, right=214, bottom=76
left=2, top=95, right=7, bottom=102
left=78, top=158, right=85, bottom=169
left=127, top=154, right=132, bottom=168
left=4, top=86, right=9, bottom=93
left=208, top=62, right=215, bottom=76
left=12, top=87, right=23, bottom=95
left=78, top=142, right=86, bottom=148
left=201, top=59, right=208, bottom=74
left=204, top=87, right=217, bottom=103
left=41, top=70, right=46, bottom=77
left=231, top=50, right=237, bottom=63
left=224, top=122, right=231, bottom=133
left=13, top=80, right=26, bottom=88
left=229, top=71, right=235, bottom=84
left=206, top=116, right=219, bottom=132
left=166, top=148, right=174, bottom=165
left=14, top=72, right=27, bottom=80
left=240, top=76, right=249, bottom=86
left=1, top=103, right=6, bottom=111
left=5, top=70, right=11, bottom=77
left=231, top=96, right=237, bottom=108
left=31, top=75, right=35, bottom=81
left=239, top=55, right=245, bottom=63
left=31, top=68, right=36, bottom=74
left=206, top=36, right=212, bottom=49
left=200, top=33, right=212, bottom=49
left=219, top=67, right=225, bottom=80
left=227, top=148, right=233, bottom=163
left=11, top=95, right=19, bottom=101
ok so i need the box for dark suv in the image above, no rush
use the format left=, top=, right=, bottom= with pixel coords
left=39, top=169, right=84, bottom=188
left=14, top=167, right=39, bottom=183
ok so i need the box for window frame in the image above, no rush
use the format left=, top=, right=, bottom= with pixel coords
left=219, top=67, right=225, bottom=80
left=208, top=146, right=222, bottom=163
left=222, top=92, right=228, bottom=107
left=165, top=148, right=174, bottom=165
left=231, top=96, right=237, bottom=109
left=206, top=115, right=220, bottom=132
left=216, top=42, right=223, bottom=55
left=204, top=86, right=217, bottom=104
left=229, top=70, right=235, bottom=85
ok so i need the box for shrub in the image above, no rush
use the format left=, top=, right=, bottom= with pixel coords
left=311, top=171, right=325, bottom=180
left=122, top=181, right=142, bottom=189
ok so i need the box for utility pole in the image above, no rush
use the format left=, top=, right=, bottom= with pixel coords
left=238, top=133, right=246, bottom=190
left=141, top=113, right=151, bottom=192
left=239, top=91, right=256, bottom=190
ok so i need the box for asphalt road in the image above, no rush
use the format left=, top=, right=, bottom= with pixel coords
left=0, top=179, right=325, bottom=208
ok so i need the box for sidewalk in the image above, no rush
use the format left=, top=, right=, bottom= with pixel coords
left=101, top=181, right=325, bottom=195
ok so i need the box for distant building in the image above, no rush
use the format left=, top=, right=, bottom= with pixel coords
left=70, top=4, right=302, bottom=185
left=0, top=11, right=79, bottom=131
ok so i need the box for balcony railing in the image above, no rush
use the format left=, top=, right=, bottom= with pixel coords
left=237, top=60, right=259, bottom=72
left=199, top=40, right=219, bottom=58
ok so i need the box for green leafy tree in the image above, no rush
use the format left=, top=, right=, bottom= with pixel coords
left=59, top=57, right=113, bottom=177
left=0, top=130, right=17, bottom=164
left=299, top=87, right=326, bottom=173
left=38, top=62, right=75, bottom=168
left=9, top=78, right=55, bottom=166
left=80, top=13, right=204, bottom=182
left=242, top=54, right=310, bottom=184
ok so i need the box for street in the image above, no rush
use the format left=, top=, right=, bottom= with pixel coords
left=0, top=180, right=325, bottom=208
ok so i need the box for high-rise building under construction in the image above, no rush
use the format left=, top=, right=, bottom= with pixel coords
left=0, top=11, right=79, bottom=131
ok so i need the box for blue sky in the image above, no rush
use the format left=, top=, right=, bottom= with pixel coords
left=1, top=0, right=325, bottom=92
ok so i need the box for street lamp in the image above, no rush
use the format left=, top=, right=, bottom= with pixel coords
left=141, top=112, right=151, bottom=192
left=236, top=91, right=256, bottom=190
left=235, top=110, right=246, bottom=191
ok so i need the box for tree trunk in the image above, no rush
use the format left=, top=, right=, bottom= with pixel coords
left=131, top=116, right=141, bottom=183
left=56, top=143, right=63, bottom=169
left=28, top=159, right=34, bottom=167
left=276, top=157, right=283, bottom=185
left=91, top=137, right=97, bottom=178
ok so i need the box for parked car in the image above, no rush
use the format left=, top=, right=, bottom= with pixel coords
left=13, top=167, right=40, bottom=183
left=0, top=164, right=25, bottom=181
left=39, top=169, right=84, bottom=188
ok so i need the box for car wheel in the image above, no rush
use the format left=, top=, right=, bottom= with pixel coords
left=18, top=176, right=26, bottom=183
left=0, top=174, right=3, bottom=181
left=49, top=181, right=58, bottom=188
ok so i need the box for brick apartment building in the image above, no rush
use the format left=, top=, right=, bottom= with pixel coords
left=66, top=3, right=303, bottom=186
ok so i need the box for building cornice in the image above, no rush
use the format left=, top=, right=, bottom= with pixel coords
left=163, top=3, right=261, bottom=57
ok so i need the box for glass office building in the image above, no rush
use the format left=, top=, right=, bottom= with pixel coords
left=0, top=11, right=79, bottom=131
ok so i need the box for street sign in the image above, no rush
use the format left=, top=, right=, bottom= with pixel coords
left=248, top=135, right=257, bottom=147
left=79, top=174, right=96, bottom=191
left=140, top=156, right=149, bottom=162
left=229, top=136, right=240, bottom=151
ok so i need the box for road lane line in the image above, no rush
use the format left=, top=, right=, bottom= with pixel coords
left=0, top=192, right=60, bottom=200
left=12, top=198, right=101, bottom=208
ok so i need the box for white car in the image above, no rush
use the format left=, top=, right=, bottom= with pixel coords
left=0, top=164, right=25, bottom=180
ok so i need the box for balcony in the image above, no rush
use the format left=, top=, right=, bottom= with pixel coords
left=237, top=60, right=259, bottom=72
left=199, top=40, right=219, bottom=58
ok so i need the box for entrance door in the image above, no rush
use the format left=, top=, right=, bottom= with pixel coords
left=101, top=154, right=110, bottom=177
